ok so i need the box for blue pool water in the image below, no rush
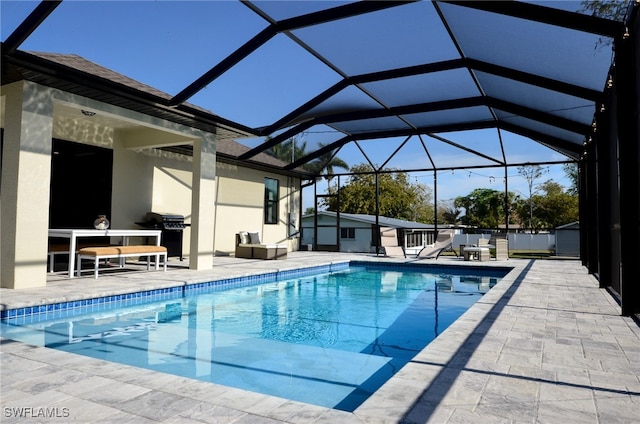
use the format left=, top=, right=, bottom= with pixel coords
left=1, top=264, right=505, bottom=411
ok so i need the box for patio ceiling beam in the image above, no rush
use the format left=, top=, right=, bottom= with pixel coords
left=468, top=59, right=602, bottom=101
left=498, top=122, right=582, bottom=157
left=486, top=97, right=592, bottom=135
left=262, top=58, right=467, bottom=134
left=244, top=97, right=492, bottom=160
left=264, top=95, right=588, bottom=138
left=326, top=159, right=574, bottom=178
left=262, top=56, right=598, bottom=136
left=310, top=97, right=487, bottom=125
left=442, top=0, right=624, bottom=38
left=426, top=133, right=504, bottom=165
left=247, top=0, right=416, bottom=29
left=237, top=121, right=316, bottom=160
left=170, top=1, right=415, bottom=107
left=169, top=26, right=278, bottom=106
left=283, top=120, right=497, bottom=171
left=285, top=135, right=354, bottom=171
left=426, top=132, right=504, bottom=165
left=3, top=1, right=62, bottom=55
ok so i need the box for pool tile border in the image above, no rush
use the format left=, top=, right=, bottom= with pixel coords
left=0, top=262, right=352, bottom=321
left=1, top=260, right=510, bottom=323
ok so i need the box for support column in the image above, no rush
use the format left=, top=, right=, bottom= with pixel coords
left=585, top=140, right=599, bottom=275
left=189, top=134, right=216, bottom=271
left=1, top=81, right=54, bottom=288
left=595, top=93, right=615, bottom=290
left=615, top=19, right=640, bottom=316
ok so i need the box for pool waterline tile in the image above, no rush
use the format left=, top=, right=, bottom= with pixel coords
left=0, top=260, right=504, bottom=321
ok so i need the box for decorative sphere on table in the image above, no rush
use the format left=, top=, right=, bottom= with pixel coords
left=94, top=215, right=110, bottom=230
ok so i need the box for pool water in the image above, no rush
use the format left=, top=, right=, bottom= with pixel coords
left=1, top=265, right=500, bottom=411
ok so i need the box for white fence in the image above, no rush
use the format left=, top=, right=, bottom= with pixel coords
left=452, top=233, right=555, bottom=251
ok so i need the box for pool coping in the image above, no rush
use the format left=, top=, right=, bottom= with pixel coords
left=0, top=259, right=512, bottom=320
left=5, top=255, right=634, bottom=423
left=1, top=256, right=522, bottom=422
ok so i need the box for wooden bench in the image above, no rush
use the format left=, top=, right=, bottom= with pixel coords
left=77, top=245, right=167, bottom=279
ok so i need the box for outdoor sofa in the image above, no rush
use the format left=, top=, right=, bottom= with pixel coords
left=235, top=231, right=287, bottom=260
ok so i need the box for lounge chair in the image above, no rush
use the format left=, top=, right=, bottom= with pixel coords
left=416, top=230, right=454, bottom=259
left=379, top=227, right=405, bottom=258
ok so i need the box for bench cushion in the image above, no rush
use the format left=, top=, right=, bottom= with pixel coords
left=78, top=245, right=167, bottom=256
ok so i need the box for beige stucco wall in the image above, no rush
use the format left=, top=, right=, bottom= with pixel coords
left=214, top=161, right=300, bottom=255
left=1, top=79, right=302, bottom=288
left=1, top=81, right=54, bottom=288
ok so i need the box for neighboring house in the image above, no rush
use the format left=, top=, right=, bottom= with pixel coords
left=300, top=211, right=435, bottom=253
left=1, top=51, right=310, bottom=289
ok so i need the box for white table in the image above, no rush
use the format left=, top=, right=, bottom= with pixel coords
left=48, top=229, right=162, bottom=278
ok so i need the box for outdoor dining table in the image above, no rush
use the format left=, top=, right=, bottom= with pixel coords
left=48, top=229, right=162, bottom=278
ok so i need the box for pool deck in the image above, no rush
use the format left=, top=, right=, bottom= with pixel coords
left=1, top=252, right=639, bottom=423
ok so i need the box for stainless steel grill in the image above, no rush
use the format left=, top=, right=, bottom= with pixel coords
left=137, top=212, right=188, bottom=260
left=145, top=212, right=187, bottom=229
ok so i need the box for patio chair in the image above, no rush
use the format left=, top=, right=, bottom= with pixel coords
left=416, top=230, right=454, bottom=259
left=379, top=227, right=405, bottom=258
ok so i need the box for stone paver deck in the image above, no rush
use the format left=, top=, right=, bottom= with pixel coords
left=1, top=253, right=639, bottom=423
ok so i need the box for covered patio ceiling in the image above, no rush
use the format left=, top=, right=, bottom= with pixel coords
left=1, top=1, right=630, bottom=177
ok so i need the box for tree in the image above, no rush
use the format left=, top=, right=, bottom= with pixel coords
left=580, top=0, right=631, bottom=48
left=437, top=200, right=462, bottom=225
left=580, top=0, right=629, bottom=20
left=321, top=163, right=433, bottom=222
left=532, top=180, right=579, bottom=229
left=454, top=188, right=515, bottom=229
left=512, top=180, right=579, bottom=231
left=563, top=162, right=579, bottom=196
left=266, top=137, right=349, bottom=180
left=518, top=164, right=544, bottom=230
left=265, top=135, right=309, bottom=165
left=306, top=142, right=349, bottom=184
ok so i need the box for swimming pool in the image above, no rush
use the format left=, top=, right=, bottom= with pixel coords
left=0, top=263, right=508, bottom=411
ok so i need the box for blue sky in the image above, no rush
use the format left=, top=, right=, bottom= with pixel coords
left=2, top=1, right=586, bottom=210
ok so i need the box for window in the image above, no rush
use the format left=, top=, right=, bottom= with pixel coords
left=264, top=178, right=279, bottom=224
left=340, top=228, right=356, bottom=239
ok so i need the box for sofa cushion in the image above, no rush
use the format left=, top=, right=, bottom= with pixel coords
left=239, top=231, right=250, bottom=245
left=248, top=231, right=261, bottom=244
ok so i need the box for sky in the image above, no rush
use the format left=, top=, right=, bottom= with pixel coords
left=1, top=1, right=593, bottom=212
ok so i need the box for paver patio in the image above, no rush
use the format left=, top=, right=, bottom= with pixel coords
left=1, top=252, right=639, bottom=423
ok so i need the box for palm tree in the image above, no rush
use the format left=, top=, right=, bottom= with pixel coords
left=266, top=139, right=348, bottom=181
left=264, top=136, right=308, bottom=164
left=306, top=142, right=349, bottom=184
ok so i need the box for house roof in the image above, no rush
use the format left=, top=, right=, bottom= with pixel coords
left=2, top=50, right=309, bottom=176
left=302, top=211, right=435, bottom=230
left=1, top=1, right=634, bottom=177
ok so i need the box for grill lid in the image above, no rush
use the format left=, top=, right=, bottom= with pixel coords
left=143, top=212, right=188, bottom=229
left=146, top=212, right=184, bottom=223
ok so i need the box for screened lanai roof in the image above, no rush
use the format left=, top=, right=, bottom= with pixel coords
left=1, top=0, right=630, bottom=176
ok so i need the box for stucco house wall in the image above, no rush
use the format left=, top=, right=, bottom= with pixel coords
left=1, top=79, right=301, bottom=288
left=214, top=161, right=299, bottom=255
